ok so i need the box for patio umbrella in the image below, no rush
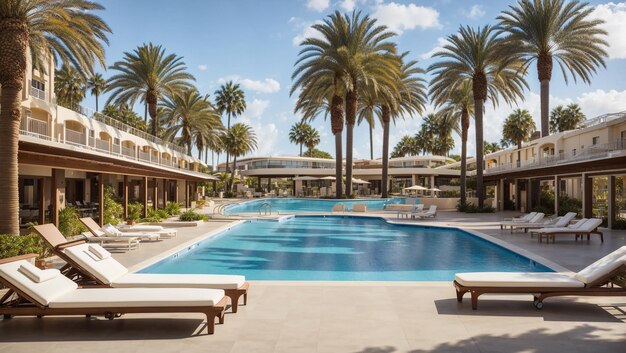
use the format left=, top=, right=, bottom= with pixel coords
left=352, top=178, right=370, bottom=184
left=430, top=188, right=441, bottom=192
left=403, top=185, right=428, bottom=191
left=319, top=176, right=336, bottom=180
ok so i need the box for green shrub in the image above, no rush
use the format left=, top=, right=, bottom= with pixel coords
left=140, top=206, right=171, bottom=223
left=457, top=201, right=495, bottom=213
left=127, top=202, right=143, bottom=223
left=165, top=202, right=181, bottom=216
left=58, top=206, right=87, bottom=236
left=530, top=205, right=554, bottom=215
left=558, top=195, right=582, bottom=217
left=612, top=218, right=626, bottom=230
left=103, top=185, right=123, bottom=225
left=0, top=233, right=49, bottom=259
left=179, top=210, right=207, bottom=222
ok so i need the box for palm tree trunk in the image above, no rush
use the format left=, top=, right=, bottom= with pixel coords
left=369, top=125, right=374, bottom=160
left=225, top=112, right=231, bottom=173
left=345, top=123, right=353, bottom=197
left=330, top=94, right=344, bottom=199
left=0, top=18, right=28, bottom=235
left=299, top=143, right=303, bottom=157
left=538, top=54, right=552, bottom=138
left=95, top=94, right=99, bottom=112
left=475, top=99, right=485, bottom=208
left=205, top=147, right=209, bottom=165
left=381, top=105, right=391, bottom=198
left=147, top=90, right=158, bottom=136
left=517, top=142, right=522, bottom=167
left=230, top=155, right=237, bottom=193
left=460, top=111, right=469, bottom=206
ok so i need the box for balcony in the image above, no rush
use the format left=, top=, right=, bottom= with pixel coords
left=485, top=140, right=626, bottom=174
left=65, top=129, right=86, bottom=146
left=19, top=118, right=50, bottom=140
left=29, top=85, right=46, bottom=101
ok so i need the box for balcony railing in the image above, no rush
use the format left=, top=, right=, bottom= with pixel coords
left=485, top=140, right=626, bottom=174
left=20, top=118, right=50, bottom=140
left=121, top=146, right=135, bottom=158
left=29, top=85, right=46, bottom=101
left=95, top=138, right=110, bottom=152
left=65, top=129, right=86, bottom=146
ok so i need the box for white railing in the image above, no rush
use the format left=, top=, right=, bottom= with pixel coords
left=20, top=118, right=49, bottom=140
left=65, top=129, right=86, bottom=146
left=95, top=138, right=110, bottom=152
left=486, top=139, right=626, bottom=174
left=29, top=86, right=46, bottom=101
left=121, top=146, right=135, bottom=158
left=111, top=144, right=121, bottom=155
left=581, top=111, right=626, bottom=128
left=138, top=150, right=151, bottom=162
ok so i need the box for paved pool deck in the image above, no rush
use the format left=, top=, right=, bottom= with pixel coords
left=1, top=210, right=625, bottom=353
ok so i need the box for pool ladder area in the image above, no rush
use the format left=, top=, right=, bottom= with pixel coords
left=259, top=202, right=272, bottom=215
left=214, top=202, right=239, bottom=215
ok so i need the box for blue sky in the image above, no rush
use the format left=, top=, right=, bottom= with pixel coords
left=87, top=0, right=626, bottom=162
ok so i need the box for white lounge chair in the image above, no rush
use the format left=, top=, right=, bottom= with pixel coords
left=454, top=246, right=626, bottom=309
left=503, top=212, right=537, bottom=222
left=397, top=204, right=424, bottom=219
left=412, top=205, right=437, bottom=219
left=537, top=218, right=604, bottom=243
left=116, top=223, right=177, bottom=238
left=352, top=204, right=367, bottom=212
left=500, top=213, right=545, bottom=232
left=60, top=243, right=249, bottom=313
left=527, top=212, right=577, bottom=235
left=80, top=217, right=160, bottom=242
left=331, top=204, right=345, bottom=213
left=0, top=255, right=227, bottom=334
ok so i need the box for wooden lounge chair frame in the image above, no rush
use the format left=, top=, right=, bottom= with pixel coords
left=538, top=228, right=604, bottom=243
left=33, top=224, right=249, bottom=313
left=0, top=254, right=227, bottom=334
left=454, top=264, right=626, bottom=310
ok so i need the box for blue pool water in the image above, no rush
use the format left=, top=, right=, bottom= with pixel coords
left=224, top=197, right=405, bottom=215
left=141, top=216, right=551, bottom=281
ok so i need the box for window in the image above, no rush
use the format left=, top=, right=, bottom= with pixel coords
left=592, top=136, right=599, bottom=145
left=31, top=79, right=45, bottom=91
left=113, top=138, right=120, bottom=145
left=89, top=130, right=94, bottom=138
left=572, top=149, right=577, bottom=156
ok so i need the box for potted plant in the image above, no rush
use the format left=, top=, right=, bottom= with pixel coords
left=126, top=202, right=143, bottom=226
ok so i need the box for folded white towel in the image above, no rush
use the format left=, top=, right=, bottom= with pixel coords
left=18, top=262, right=60, bottom=283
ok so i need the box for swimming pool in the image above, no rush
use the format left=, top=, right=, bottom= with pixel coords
left=223, top=197, right=405, bottom=215
left=141, top=216, right=551, bottom=281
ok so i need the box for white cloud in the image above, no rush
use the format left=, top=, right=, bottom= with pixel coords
left=590, top=2, right=626, bottom=59
left=576, top=89, right=626, bottom=117
left=466, top=4, right=485, bottom=19
left=197, top=64, right=207, bottom=71
left=420, top=37, right=447, bottom=60
left=339, top=0, right=356, bottom=11
left=291, top=18, right=324, bottom=46
left=306, top=0, right=329, bottom=12
left=372, top=2, right=441, bottom=34
left=251, top=122, right=279, bottom=156
left=240, top=78, right=280, bottom=94
left=216, top=75, right=280, bottom=94
left=245, top=99, right=271, bottom=119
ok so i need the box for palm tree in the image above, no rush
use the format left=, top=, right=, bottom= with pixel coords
left=339, top=11, right=399, bottom=196
left=357, top=93, right=377, bottom=160
left=431, top=80, right=474, bottom=205
left=502, top=108, right=537, bottom=165
left=106, top=43, right=195, bottom=136
left=0, top=0, right=110, bottom=235
left=550, top=103, right=586, bottom=133
left=292, top=13, right=350, bottom=198
left=429, top=25, right=528, bottom=207
left=391, top=135, right=418, bottom=158
left=214, top=81, right=246, bottom=172
left=55, top=65, right=86, bottom=111
left=303, top=125, right=321, bottom=154
left=87, top=72, right=106, bottom=112
left=432, top=113, right=457, bottom=157
left=223, top=123, right=257, bottom=193
left=161, top=88, right=224, bottom=156
left=498, top=0, right=608, bottom=137
left=289, top=121, right=310, bottom=156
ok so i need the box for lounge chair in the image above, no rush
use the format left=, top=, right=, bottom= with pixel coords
left=80, top=231, right=140, bottom=251
left=500, top=213, right=545, bottom=232
left=116, top=223, right=177, bottom=238
left=505, top=212, right=537, bottom=222
left=413, top=205, right=437, bottom=219
left=34, top=224, right=249, bottom=313
left=527, top=212, right=578, bottom=236
left=0, top=254, right=227, bottom=334
left=397, top=204, right=424, bottom=219
left=79, top=217, right=160, bottom=242
left=454, top=246, right=626, bottom=310
left=537, top=218, right=604, bottom=243
left=331, top=204, right=345, bottom=213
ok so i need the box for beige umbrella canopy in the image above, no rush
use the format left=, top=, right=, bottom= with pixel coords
left=319, top=176, right=336, bottom=180
left=403, top=185, right=428, bottom=191
left=293, top=176, right=319, bottom=181
left=352, top=178, right=370, bottom=184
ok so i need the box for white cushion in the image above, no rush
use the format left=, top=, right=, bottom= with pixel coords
left=454, top=272, right=584, bottom=288
left=102, top=224, right=117, bottom=236
left=63, top=244, right=128, bottom=284
left=575, top=247, right=626, bottom=284
left=0, top=260, right=78, bottom=305
left=88, top=244, right=111, bottom=260
left=48, top=287, right=224, bottom=308
left=119, top=225, right=165, bottom=232
left=17, top=262, right=59, bottom=283
left=112, top=273, right=246, bottom=290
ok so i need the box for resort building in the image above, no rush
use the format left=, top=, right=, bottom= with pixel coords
left=217, top=155, right=459, bottom=197
left=15, top=53, right=214, bottom=229
left=443, top=111, right=626, bottom=227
